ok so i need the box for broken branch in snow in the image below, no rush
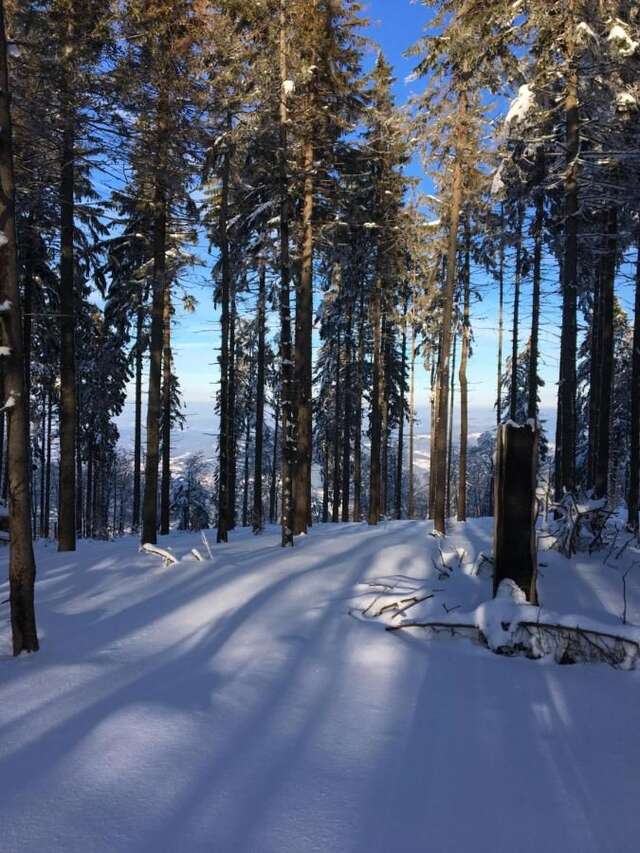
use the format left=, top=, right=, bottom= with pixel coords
left=140, top=542, right=178, bottom=566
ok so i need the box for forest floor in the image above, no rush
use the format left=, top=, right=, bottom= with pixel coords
left=1, top=519, right=640, bottom=853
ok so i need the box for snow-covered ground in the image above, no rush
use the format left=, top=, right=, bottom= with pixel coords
left=1, top=520, right=639, bottom=853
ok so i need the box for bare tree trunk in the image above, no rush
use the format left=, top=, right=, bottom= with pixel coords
left=216, top=133, right=232, bottom=543
left=269, top=398, right=279, bottom=525
left=368, top=279, right=382, bottom=525
left=39, top=393, right=46, bottom=537
left=510, top=203, right=524, bottom=421
left=458, top=228, right=470, bottom=521
left=0, top=1, right=39, bottom=651
left=432, top=92, right=466, bottom=534
left=493, top=422, right=538, bottom=604
left=322, top=436, right=329, bottom=523
left=555, top=4, right=579, bottom=499
left=132, top=293, right=144, bottom=531
left=381, top=316, right=390, bottom=517
left=395, top=301, right=408, bottom=520
left=628, top=239, right=640, bottom=532
left=57, top=19, right=76, bottom=552
left=527, top=171, right=544, bottom=421
left=497, top=204, right=504, bottom=426
left=44, top=390, right=52, bottom=539
left=341, top=304, right=353, bottom=522
left=160, top=271, right=172, bottom=535
left=228, top=288, right=237, bottom=530
left=446, top=333, right=457, bottom=520
left=278, top=0, right=295, bottom=546
left=407, top=325, right=416, bottom=519
left=141, top=179, right=166, bottom=544
left=253, top=261, right=266, bottom=533
left=594, top=207, right=616, bottom=499
left=293, top=132, right=314, bottom=534
left=352, top=291, right=365, bottom=521
left=332, top=329, right=341, bottom=523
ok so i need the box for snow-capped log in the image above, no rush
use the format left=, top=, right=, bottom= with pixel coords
left=140, top=542, right=178, bottom=566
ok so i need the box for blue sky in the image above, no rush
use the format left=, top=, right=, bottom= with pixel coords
left=119, top=0, right=568, bottom=452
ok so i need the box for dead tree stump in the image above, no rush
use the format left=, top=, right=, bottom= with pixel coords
left=493, top=421, right=538, bottom=604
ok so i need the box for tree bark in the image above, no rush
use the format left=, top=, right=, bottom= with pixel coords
left=497, top=204, right=504, bottom=426
left=352, top=290, right=365, bottom=521
left=493, top=422, right=538, bottom=604
left=278, top=0, right=294, bottom=546
left=407, top=325, right=416, bottom=519
left=594, top=207, right=616, bottom=499
left=341, top=303, right=353, bottom=522
left=510, top=203, right=524, bottom=421
left=367, top=278, right=382, bottom=525
left=395, top=301, right=408, bottom=520
left=628, top=240, right=640, bottom=532
left=432, top=91, right=466, bottom=534
left=160, top=269, right=172, bottom=534
left=293, top=131, right=314, bottom=534
left=216, top=132, right=232, bottom=543
left=141, top=179, right=166, bottom=544
left=0, top=1, right=39, bottom=651
left=458, top=228, right=470, bottom=521
left=332, top=328, right=341, bottom=523
left=527, top=171, right=544, bottom=421
left=555, top=6, right=579, bottom=499
left=132, top=291, right=144, bottom=531
left=57, top=18, right=77, bottom=552
left=253, top=260, right=266, bottom=533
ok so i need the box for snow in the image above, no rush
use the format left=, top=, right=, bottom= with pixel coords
left=0, top=346, right=11, bottom=357
left=491, top=161, right=505, bottom=196
left=576, top=22, right=599, bottom=46
left=1, top=520, right=640, bottom=852
left=608, top=23, right=638, bottom=57
left=0, top=233, right=8, bottom=247
left=616, top=91, right=637, bottom=110
left=0, top=299, right=12, bottom=313
left=282, top=79, right=295, bottom=96
left=1, top=392, right=16, bottom=411
left=504, top=84, right=534, bottom=130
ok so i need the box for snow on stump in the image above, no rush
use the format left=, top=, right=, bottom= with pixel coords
left=493, top=421, right=538, bottom=604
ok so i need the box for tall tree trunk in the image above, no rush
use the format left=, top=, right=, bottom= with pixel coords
left=352, top=291, right=365, bottom=521
left=341, top=304, right=353, bottom=522
left=510, top=203, right=524, bottom=421
left=628, top=240, right=640, bottom=532
left=432, top=92, right=466, bottom=534
left=293, top=131, right=314, bottom=534
left=132, top=293, right=144, bottom=531
left=44, top=390, right=52, bottom=539
left=428, top=345, right=439, bottom=518
left=228, top=287, right=237, bottom=530
left=381, top=316, right=390, bottom=516
left=395, top=302, right=408, bottom=520
left=278, top=0, right=295, bottom=546
left=594, top=207, right=616, bottom=499
left=368, top=279, right=383, bottom=525
left=269, top=399, right=279, bottom=525
left=458, top=228, right=471, bottom=521
left=446, top=332, right=457, bottom=520
left=58, top=21, right=76, bottom=552
left=242, top=406, right=251, bottom=527
left=216, top=132, right=232, bottom=543
left=497, top=204, right=505, bottom=426
left=253, top=261, right=266, bottom=533
left=555, top=6, right=579, bottom=499
left=332, top=329, right=341, bottom=523
left=0, top=0, right=39, bottom=651
left=407, top=325, right=416, bottom=519
left=322, top=435, right=329, bottom=523
left=527, top=172, right=544, bottom=421
left=160, top=270, right=172, bottom=535
left=39, top=393, right=46, bottom=537
left=141, top=179, right=166, bottom=544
